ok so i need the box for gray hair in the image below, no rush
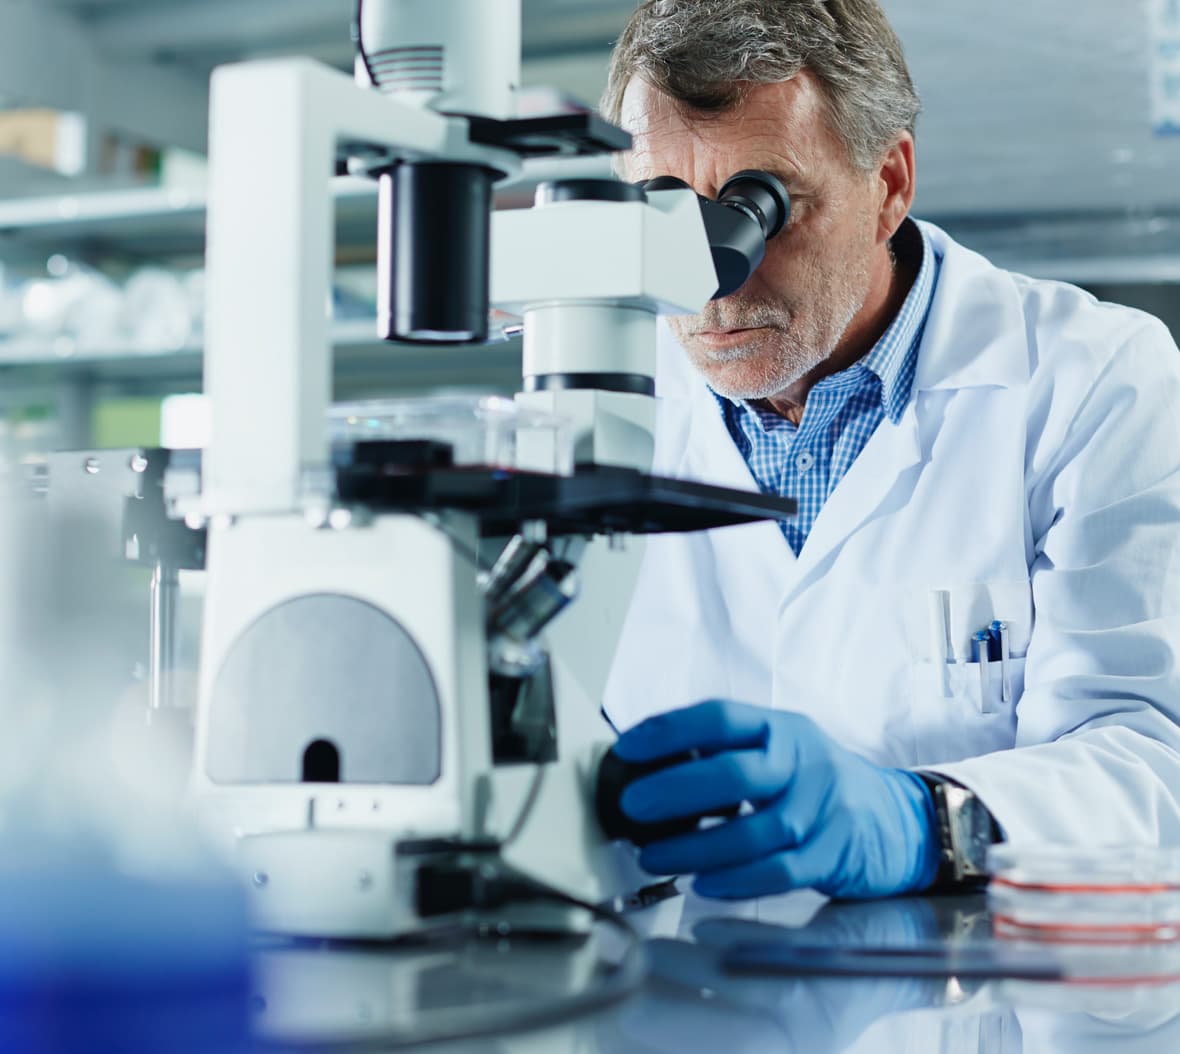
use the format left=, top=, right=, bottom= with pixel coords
left=602, top=0, right=921, bottom=172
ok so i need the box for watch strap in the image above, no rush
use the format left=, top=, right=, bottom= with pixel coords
left=917, top=773, right=1001, bottom=892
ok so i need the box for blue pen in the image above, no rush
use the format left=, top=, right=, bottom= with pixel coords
left=985, top=622, right=1001, bottom=661
left=990, top=620, right=1011, bottom=704
left=973, top=629, right=992, bottom=712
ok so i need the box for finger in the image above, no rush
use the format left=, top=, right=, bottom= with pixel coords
left=613, top=700, right=770, bottom=763
left=621, top=750, right=789, bottom=823
left=692, top=823, right=851, bottom=900
left=637, top=799, right=799, bottom=875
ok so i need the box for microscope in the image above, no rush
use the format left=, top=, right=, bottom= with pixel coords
left=67, top=0, right=796, bottom=940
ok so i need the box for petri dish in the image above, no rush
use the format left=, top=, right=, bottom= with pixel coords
left=329, top=395, right=573, bottom=476
left=988, top=845, right=1180, bottom=943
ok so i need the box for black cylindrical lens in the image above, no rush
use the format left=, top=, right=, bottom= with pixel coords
left=490, top=559, right=578, bottom=643
left=377, top=162, right=494, bottom=343
left=717, top=170, right=790, bottom=239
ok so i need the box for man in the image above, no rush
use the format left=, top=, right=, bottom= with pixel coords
left=601, top=0, right=1180, bottom=899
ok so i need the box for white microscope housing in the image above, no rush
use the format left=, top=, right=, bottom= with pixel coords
left=181, top=0, right=792, bottom=939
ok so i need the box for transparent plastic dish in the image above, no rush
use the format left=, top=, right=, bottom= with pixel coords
left=988, top=845, right=1180, bottom=943
left=329, top=395, right=573, bottom=476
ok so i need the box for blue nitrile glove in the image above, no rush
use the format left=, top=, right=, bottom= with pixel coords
left=613, top=700, right=940, bottom=900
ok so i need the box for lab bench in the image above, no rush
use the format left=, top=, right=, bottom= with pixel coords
left=252, top=890, right=1180, bottom=1054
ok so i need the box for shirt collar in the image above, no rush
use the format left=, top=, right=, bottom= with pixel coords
left=859, top=216, right=937, bottom=424
left=709, top=215, right=938, bottom=427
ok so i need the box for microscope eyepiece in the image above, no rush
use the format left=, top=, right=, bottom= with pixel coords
left=703, top=170, right=791, bottom=299
left=639, top=170, right=790, bottom=298
left=717, top=170, right=790, bottom=240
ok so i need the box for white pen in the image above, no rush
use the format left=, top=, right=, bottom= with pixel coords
left=991, top=619, right=1011, bottom=704
left=928, top=590, right=953, bottom=697
left=973, top=629, right=992, bottom=712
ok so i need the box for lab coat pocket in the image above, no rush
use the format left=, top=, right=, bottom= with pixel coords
left=910, top=656, right=1024, bottom=760
left=909, top=656, right=1024, bottom=762
left=941, top=655, right=1026, bottom=716
left=900, top=579, right=1031, bottom=762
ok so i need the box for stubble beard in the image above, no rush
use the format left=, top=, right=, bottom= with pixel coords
left=669, top=254, right=872, bottom=402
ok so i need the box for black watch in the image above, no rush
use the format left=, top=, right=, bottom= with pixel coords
left=917, top=774, right=1002, bottom=890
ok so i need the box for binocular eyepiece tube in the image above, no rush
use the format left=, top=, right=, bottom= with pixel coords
left=640, top=169, right=791, bottom=300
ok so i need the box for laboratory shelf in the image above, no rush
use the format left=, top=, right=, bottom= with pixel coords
left=0, top=158, right=614, bottom=262
left=6, top=162, right=1180, bottom=286
left=0, top=323, right=524, bottom=396
left=0, top=178, right=379, bottom=263
left=932, top=207, right=1180, bottom=286
left=0, top=158, right=81, bottom=200
left=990, top=254, right=1180, bottom=286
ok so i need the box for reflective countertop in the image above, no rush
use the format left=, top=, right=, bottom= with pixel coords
left=252, top=890, right=1180, bottom=1053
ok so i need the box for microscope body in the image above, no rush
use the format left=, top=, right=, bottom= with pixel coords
left=169, top=0, right=793, bottom=939
left=190, top=501, right=647, bottom=936
left=192, top=512, right=483, bottom=936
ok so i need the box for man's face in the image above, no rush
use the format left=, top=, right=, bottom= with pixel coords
left=621, top=75, right=886, bottom=401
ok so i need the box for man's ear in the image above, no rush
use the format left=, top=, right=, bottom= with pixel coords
left=875, top=133, right=916, bottom=245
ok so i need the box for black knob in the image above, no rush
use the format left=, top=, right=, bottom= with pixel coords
left=595, top=746, right=740, bottom=847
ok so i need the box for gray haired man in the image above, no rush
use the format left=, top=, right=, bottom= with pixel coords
left=602, top=0, right=1180, bottom=900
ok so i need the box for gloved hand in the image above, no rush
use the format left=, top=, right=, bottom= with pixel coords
left=613, top=700, right=940, bottom=900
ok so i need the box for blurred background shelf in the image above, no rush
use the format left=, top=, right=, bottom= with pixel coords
left=0, top=323, right=522, bottom=385
left=7, top=178, right=1180, bottom=282
left=1, top=0, right=1178, bottom=455
left=0, top=321, right=523, bottom=448
left=0, top=160, right=615, bottom=265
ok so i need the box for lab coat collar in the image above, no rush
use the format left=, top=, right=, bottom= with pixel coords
left=784, top=225, right=1027, bottom=588
left=666, top=222, right=1030, bottom=588
left=780, top=224, right=1030, bottom=593
left=911, top=221, right=1030, bottom=394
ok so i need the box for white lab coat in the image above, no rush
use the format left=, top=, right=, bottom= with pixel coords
left=603, top=220, right=1180, bottom=848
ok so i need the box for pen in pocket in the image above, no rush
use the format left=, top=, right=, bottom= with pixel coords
left=973, top=629, right=992, bottom=711
left=928, top=590, right=954, bottom=697
left=989, top=619, right=1011, bottom=704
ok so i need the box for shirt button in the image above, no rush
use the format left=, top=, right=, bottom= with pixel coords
left=795, top=450, right=815, bottom=473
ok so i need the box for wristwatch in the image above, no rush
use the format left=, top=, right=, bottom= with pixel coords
left=917, top=773, right=1002, bottom=890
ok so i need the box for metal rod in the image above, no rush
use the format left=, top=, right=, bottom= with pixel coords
left=481, top=534, right=546, bottom=606
left=149, top=560, right=179, bottom=711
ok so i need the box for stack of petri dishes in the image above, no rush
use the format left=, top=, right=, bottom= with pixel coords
left=988, top=846, right=1180, bottom=944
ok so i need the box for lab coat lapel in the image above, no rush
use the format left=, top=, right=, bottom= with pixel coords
left=786, top=402, right=923, bottom=592
left=659, top=221, right=1029, bottom=613
left=912, top=221, right=1029, bottom=396
left=779, top=222, right=1030, bottom=605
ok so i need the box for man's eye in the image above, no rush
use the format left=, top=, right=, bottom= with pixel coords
left=783, top=198, right=806, bottom=226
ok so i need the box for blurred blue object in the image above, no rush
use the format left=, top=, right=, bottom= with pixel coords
left=0, top=870, right=253, bottom=1054
left=0, top=393, right=254, bottom=1052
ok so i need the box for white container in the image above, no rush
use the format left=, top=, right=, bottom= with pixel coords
left=329, top=396, right=573, bottom=476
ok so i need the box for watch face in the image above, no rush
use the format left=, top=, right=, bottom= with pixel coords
left=945, top=786, right=995, bottom=877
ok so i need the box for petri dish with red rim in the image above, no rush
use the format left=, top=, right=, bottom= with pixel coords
left=988, top=845, right=1180, bottom=944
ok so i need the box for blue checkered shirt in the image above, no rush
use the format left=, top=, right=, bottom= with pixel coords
left=713, top=219, right=940, bottom=556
